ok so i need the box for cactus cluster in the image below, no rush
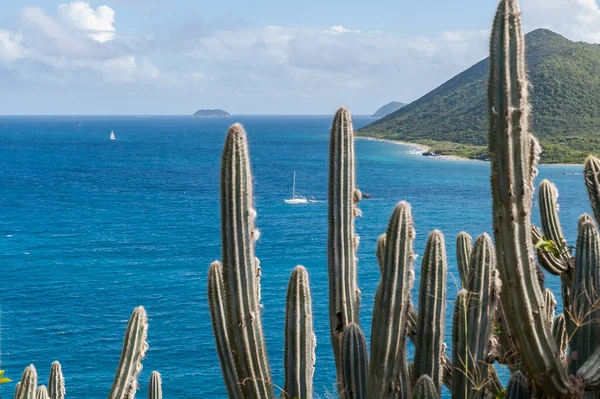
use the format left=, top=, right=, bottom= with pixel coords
left=207, top=1, right=600, bottom=398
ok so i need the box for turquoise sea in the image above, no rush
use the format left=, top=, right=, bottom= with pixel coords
left=0, top=115, right=590, bottom=397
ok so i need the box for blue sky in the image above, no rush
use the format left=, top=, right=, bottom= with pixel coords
left=0, top=0, right=598, bottom=114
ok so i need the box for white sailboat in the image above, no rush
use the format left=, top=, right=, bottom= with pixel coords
left=284, top=172, right=308, bottom=204
left=110, top=130, right=117, bottom=140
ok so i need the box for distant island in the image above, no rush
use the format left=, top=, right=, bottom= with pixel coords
left=193, top=109, right=231, bottom=117
left=371, top=101, right=407, bottom=118
left=359, top=29, right=600, bottom=164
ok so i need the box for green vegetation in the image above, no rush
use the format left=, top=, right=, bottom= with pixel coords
left=359, top=29, right=600, bottom=163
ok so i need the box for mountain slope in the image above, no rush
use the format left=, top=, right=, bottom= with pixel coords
left=359, top=29, right=600, bottom=163
left=372, top=101, right=407, bottom=118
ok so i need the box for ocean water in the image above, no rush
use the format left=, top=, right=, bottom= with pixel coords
left=0, top=115, right=590, bottom=397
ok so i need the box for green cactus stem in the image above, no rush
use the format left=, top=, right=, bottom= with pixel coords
left=532, top=225, right=570, bottom=276
left=570, top=221, right=600, bottom=374
left=148, top=371, right=162, bottom=399
left=342, top=323, right=368, bottom=399
left=412, top=375, right=437, bottom=399
left=283, top=266, right=315, bottom=399
left=367, top=202, right=414, bottom=399
left=15, top=382, right=21, bottom=399
left=452, top=289, right=470, bottom=399
left=585, top=156, right=600, bottom=225
left=488, top=0, right=568, bottom=393
left=108, top=306, right=149, bottom=399
left=578, top=346, right=600, bottom=389
left=208, top=261, right=244, bottom=398
left=16, top=365, right=37, bottom=399
left=579, top=213, right=595, bottom=231
left=328, top=107, right=360, bottom=393
left=505, top=371, right=529, bottom=399
left=552, top=314, right=568, bottom=367
left=376, top=233, right=386, bottom=273
left=542, top=288, right=556, bottom=327
left=48, top=361, right=65, bottom=399
left=414, top=230, right=447, bottom=393
left=219, top=123, right=274, bottom=398
left=456, top=232, right=472, bottom=288
left=35, top=386, right=48, bottom=399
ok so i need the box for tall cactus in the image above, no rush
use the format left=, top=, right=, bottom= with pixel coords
left=283, top=266, right=315, bottom=399
left=216, top=123, right=274, bottom=398
left=108, top=306, right=148, bottom=399
left=328, top=107, right=361, bottom=392
left=585, top=156, right=600, bottom=225
left=48, top=361, right=64, bottom=399
left=148, top=371, right=162, bottom=399
left=452, top=289, right=470, bottom=399
left=414, top=230, right=447, bottom=393
left=16, top=365, right=37, bottom=399
left=487, top=0, right=568, bottom=394
left=367, top=202, right=414, bottom=399
left=376, top=233, right=386, bottom=273
left=570, top=221, right=600, bottom=373
left=552, top=314, right=568, bottom=366
left=342, top=323, right=368, bottom=399
left=35, top=386, right=48, bottom=399
left=456, top=232, right=472, bottom=288
left=412, top=376, right=438, bottom=399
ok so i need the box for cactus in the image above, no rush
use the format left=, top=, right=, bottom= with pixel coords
left=35, top=386, right=48, bottom=399
left=214, top=123, right=275, bottom=398
left=585, top=156, right=600, bottom=225
left=552, top=314, right=568, bottom=366
left=283, top=266, right=315, bottom=399
left=487, top=0, right=569, bottom=394
left=505, top=371, right=529, bottom=399
left=328, top=107, right=361, bottom=393
left=367, top=201, right=414, bottom=398
left=16, top=365, right=37, bottom=399
left=456, top=232, right=472, bottom=288
left=412, top=375, right=437, bottom=399
left=532, top=225, right=569, bottom=276
left=578, top=347, right=600, bottom=389
left=452, top=289, right=470, bottom=399
left=376, top=233, right=386, bottom=273
left=108, top=306, right=149, bottom=399
left=48, top=361, right=64, bottom=399
left=580, top=213, right=595, bottom=230
left=570, top=221, right=600, bottom=374
left=15, top=382, right=21, bottom=399
left=413, top=230, right=447, bottom=393
left=342, top=323, right=368, bottom=399
left=542, top=288, right=557, bottom=326
left=148, top=371, right=162, bottom=399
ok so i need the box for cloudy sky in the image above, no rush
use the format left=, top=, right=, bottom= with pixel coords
left=0, top=0, right=598, bottom=115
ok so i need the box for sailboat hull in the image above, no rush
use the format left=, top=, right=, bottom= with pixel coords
left=284, top=198, right=308, bottom=204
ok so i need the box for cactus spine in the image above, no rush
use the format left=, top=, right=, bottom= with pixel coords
left=35, top=386, right=48, bottom=399
left=487, top=0, right=568, bottom=393
left=48, top=361, right=64, bottom=399
left=367, top=201, right=414, bottom=399
left=414, top=230, right=447, bottom=393
left=148, top=371, right=162, bottom=399
left=412, top=375, right=438, bottom=399
left=342, top=323, right=368, bottom=399
left=16, top=365, right=37, bottom=399
left=456, top=232, right=472, bottom=288
left=108, top=306, right=149, bottom=399
left=570, top=221, right=600, bottom=373
left=283, top=266, right=315, bottom=399
left=328, top=107, right=360, bottom=393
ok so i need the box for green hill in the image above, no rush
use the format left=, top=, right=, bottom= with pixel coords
left=372, top=101, right=407, bottom=118
left=359, top=29, right=600, bottom=163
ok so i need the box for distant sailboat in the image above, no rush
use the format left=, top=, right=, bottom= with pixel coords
left=110, top=130, right=117, bottom=140
left=284, top=172, right=308, bottom=204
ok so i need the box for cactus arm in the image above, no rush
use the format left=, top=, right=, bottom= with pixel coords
left=580, top=213, right=595, bottom=231
left=570, top=221, right=600, bottom=374
left=16, top=365, right=37, bottom=399
left=367, top=202, right=414, bottom=399
left=108, top=306, right=149, bottom=399
left=35, top=386, right=48, bottom=399
left=414, top=230, right=447, bottom=393
left=48, top=361, right=65, bottom=399
left=148, top=371, right=162, bottom=399
left=452, top=290, right=470, bottom=399
left=283, top=266, right=315, bottom=399
left=208, top=261, right=244, bottom=398
left=15, top=382, right=21, bottom=399
left=532, top=225, right=570, bottom=275
left=505, top=371, right=529, bottom=399
left=342, top=323, right=368, bottom=399
left=578, top=346, right=600, bottom=389
left=412, top=375, right=437, bottom=399
left=487, top=0, right=568, bottom=393
left=220, top=124, right=275, bottom=398
left=328, top=107, right=360, bottom=392
left=542, top=288, right=557, bottom=326
left=456, top=232, right=472, bottom=288
left=539, top=180, right=568, bottom=253
left=585, top=156, right=600, bottom=225
left=552, top=314, right=568, bottom=367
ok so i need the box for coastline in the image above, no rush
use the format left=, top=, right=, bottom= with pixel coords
left=356, top=136, right=475, bottom=162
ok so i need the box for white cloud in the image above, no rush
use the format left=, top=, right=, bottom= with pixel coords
left=522, top=0, right=600, bottom=42
left=58, top=1, right=116, bottom=42
left=328, top=25, right=351, bottom=34
left=0, top=30, right=27, bottom=62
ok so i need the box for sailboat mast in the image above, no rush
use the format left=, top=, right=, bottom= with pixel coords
left=292, top=171, right=296, bottom=197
